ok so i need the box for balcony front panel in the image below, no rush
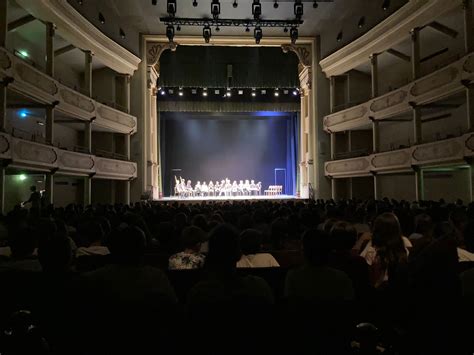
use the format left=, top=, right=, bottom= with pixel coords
left=325, top=156, right=371, bottom=177
left=57, top=85, right=96, bottom=121
left=11, top=137, right=59, bottom=170
left=324, top=52, right=474, bottom=132
left=371, top=149, right=412, bottom=172
left=58, top=150, right=95, bottom=175
left=412, top=136, right=465, bottom=166
left=95, top=104, right=137, bottom=134
left=0, top=133, right=12, bottom=160
left=94, top=157, right=137, bottom=180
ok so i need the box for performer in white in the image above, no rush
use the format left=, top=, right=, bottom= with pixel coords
left=173, top=176, right=265, bottom=198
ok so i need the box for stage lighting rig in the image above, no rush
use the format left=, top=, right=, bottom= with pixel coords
left=166, top=24, right=175, bottom=42
left=254, top=26, right=263, bottom=44
left=290, top=26, right=298, bottom=44
left=252, top=0, right=262, bottom=20
left=273, top=1, right=279, bottom=9
left=192, top=0, right=198, bottom=7
left=211, top=0, right=221, bottom=20
left=167, top=0, right=176, bottom=17
left=294, top=0, right=304, bottom=21
left=203, top=25, right=212, bottom=43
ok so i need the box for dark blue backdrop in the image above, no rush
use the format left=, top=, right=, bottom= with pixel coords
left=160, top=112, right=298, bottom=197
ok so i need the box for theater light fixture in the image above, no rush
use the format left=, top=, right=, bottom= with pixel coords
left=211, top=0, right=221, bottom=20
left=193, top=0, right=198, bottom=6
left=176, top=25, right=181, bottom=31
left=178, top=89, right=184, bottom=96
left=166, top=24, right=175, bottom=42
left=293, top=89, right=299, bottom=96
left=160, top=89, right=166, bottom=95
left=215, top=89, right=220, bottom=95
left=191, top=89, right=197, bottom=95
left=203, top=88, right=208, bottom=97
left=290, top=26, right=298, bottom=44
left=238, top=90, right=244, bottom=95
left=382, top=0, right=390, bottom=10
left=251, top=89, right=256, bottom=97
left=358, top=16, right=365, bottom=28
left=233, top=0, right=238, bottom=8
left=284, top=89, right=289, bottom=95
left=313, top=0, right=318, bottom=8
left=274, top=89, right=280, bottom=97
left=98, top=12, right=105, bottom=24
left=152, top=0, right=157, bottom=5
left=254, top=26, right=263, bottom=44
left=252, top=0, right=262, bottom=20
left=119, top=28, right=126, bottom=39
left=261, top=89, right=266, bottom=95
left=167, top=0, right=177, bottom=17
left=273, top=0, right=279, bottom=9
left=203, top=25, right=212, bottom=43
left=337, top=31, right=343, bottom=42
left=294, top=0, right=304, bottom=20
left=169, top=89, right=174, bottom=94
left=226, top=88, right=232, bottom=97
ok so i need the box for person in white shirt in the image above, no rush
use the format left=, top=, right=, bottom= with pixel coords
left=237, top=229, right=279, bottom=268
left=76, top=221, right=110, bottom=258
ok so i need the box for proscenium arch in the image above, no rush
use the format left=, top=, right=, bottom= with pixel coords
left=141, top=35, right=323, bottom=200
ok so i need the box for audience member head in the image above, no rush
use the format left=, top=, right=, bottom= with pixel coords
left=372, top=212, right=407, bottom=271
left=414, top=213, right=434, bottom=238
left=10, top=227, right=36, bottom=259
left=109, top=225, right=146, bottom=265
left=192, top=214, right=208, bottom=232
left=240, top=229, right=262, bottom=255
left=84, top=220, right=105, bottom=246
left=181, top=226, right=206, bottom=252
left=330, top=221, right=357, bottom=251
left=205, top=224, right=240, bottom=270
left=302, top=229, right=331, bottom=266
left=38, top=233, right=73, bottom=273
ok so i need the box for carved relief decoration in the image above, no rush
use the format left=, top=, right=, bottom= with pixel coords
left=466, top=134, right=474, bottom=151
left=0, top=50, right=11, bottom=70
left=14, top=140, right=58, bottom=165
left=371, top=150, right=411, bottom=168
left=281, top=44, right=312, bottom=68
left=410, top=67, right=459, bottom=97
left=463, top=54, right=474, bottom=73
left=147, top=41, right=178, bottom=67
left=15, top=63, right=58, bottom=95
left=0, top=134, right=10, bottom=155
left=370, top=90, right=408, bottom=112
left=59, top=151, right=95, bottom=170
left=60, top=88, right=95, bottom=113
left=96, top=158, right=137, bottom=176
left=97, top=105, right=136, bottom=128
left=326, top=158, right=370, bottom=174
left=325, top=105, right=368, bottom=127
left=412, top=139, right=463, bottom=162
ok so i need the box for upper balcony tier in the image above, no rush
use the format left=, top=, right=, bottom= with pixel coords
left=0, top=131, right=136, bottom=180
left=325, top=133, right=474, bottom=178
left=323, top=51, right=474, bottom=133
left=0, top=47, right=137, bottom=135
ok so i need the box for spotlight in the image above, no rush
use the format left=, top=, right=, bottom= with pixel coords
left=215, top=89, right=220, bottom=95
left=169, top=89, right=174, bottom=94
left=18, top=110, right=28, bottom=118
left=283, top=27, right=288, bottom=33
left=151, top=0, right=157, bottom=4
left=167, top=0, right=177, bottom=17
left=19, top=174, right=27, bottom=181
left=358, top=16, right=365, bottom=28
left=203, top=89, right=208, bottom=97
left=176, top=25, right=181, bottom=31
left=37, top=120, right=45, bottom=126
left=77, top=0, right=84, bottom=4
left=251, top=89, right=256, bottom=97
left=192, top=0, right=198, bottom=6
left=119, top=28, right=126, bottom=39
left=178, top=89, right=183, bottom=96
left=252, top=0, right=262, bottom=20
left=294, top=0, right=303, bottom=20
left=261, top=89, right=266, bottom=95
left=273, top=0, right=279, bottom=9
left=98, top=12, right=105, bottom=24
left=160, top=90, right=166, bottom=95
left=192, top=89, right=197, bottom=95
left=290, top=26, right=298, bottom=44
left=313, top=0, right=318, bottom=8
left=233, top=0, right=238, bottom=8
left=216, top=26, right=220, bottom=32
left=382, top=0, right=390, bottom=10
left=337, top=31, right=343, bottom=42
left=274, top=89, right=280, bottom=97
left=226, top=88, right=232, bottom=97
left=254, top=26, right=263, bottom=44
left=238, top=90, right=243, bottom=95
left=293, top=89, right=299, bottom=96
left=166, top=24, right=175, bottom=42
left=211, top=0, right=221, bottom=19
left=245, top=26, right=250, bottom=33
left=203, top=25, right=212, bottom=43
left=283, top=89, right=289, bottom=95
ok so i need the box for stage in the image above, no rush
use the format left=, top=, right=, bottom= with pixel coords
left=158, top=195, right=303, bottom=203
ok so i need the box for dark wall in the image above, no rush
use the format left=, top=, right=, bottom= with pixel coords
left=161, top=112, right=297, bottom=196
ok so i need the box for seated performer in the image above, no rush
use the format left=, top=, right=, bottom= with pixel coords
left=250, top=180, right=257, bottom=195
left=257, top=181, right=262, bottom=195
left=244, top=179, right=251, bottom=196
left=231, top=181, right=239, bottom=196
left=219, top=180, right=226, bottom=196
left=194, top=181, right=201, bottom=197
left=208, top=181, right=214, bottom=196
left=214, top=181, right=221, bottom=196
left=186, top=180, right=193, bottom=197
left=174, top=176, right=180, bottom=196
left=238, top=180, right=244, bottom=196
left=201, top=182, right=209, bottom=197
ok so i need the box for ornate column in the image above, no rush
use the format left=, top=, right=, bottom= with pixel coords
left=146, top=41, right=177, bottom=199
left=282, top=44, right=313, bottom=198
left=464, top=0, right=474, bottom=54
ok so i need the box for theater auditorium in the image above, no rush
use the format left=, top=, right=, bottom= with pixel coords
left=0, top=0, right=474, bottom=354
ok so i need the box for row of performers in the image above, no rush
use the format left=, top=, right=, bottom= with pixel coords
left=175, top=177, right=262, bottom=197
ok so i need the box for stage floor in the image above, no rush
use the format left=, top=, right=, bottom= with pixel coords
left=159, top=195, right=301, bottom=203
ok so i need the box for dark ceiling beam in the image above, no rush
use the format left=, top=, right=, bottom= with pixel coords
left=420, top=48, right=449, bottom=63
left=7, top=15, right=36, bottom=32
left=386, top=48, right=410, bottom=62
left=54, top=44, right=76, bottom=57
left=427, top=21, right=458, bottom=38
left=419, top=103, right=461, bottom=109
left=422, top=113, right=451, bottom=123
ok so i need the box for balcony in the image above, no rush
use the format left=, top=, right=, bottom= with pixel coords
left=325, top=133, right=471, bottom=178
left=324, top=51, right=474, bottom=133
left=0, top=131, right=136, bottom=180
left=0, top=47, right=137, bottom=134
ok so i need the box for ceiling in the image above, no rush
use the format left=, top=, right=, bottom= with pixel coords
left=66, top=0, right=408, bottom=56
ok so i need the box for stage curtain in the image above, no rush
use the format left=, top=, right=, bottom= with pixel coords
left=158, top=101, right=300, bottom=113
left=286, top=113, right=299, bottom=195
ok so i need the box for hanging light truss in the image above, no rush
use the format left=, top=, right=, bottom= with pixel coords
left=160, top=17, right=303, bottom=29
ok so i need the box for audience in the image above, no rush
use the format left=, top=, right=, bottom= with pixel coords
left=0, top=198, right=473, bottom=354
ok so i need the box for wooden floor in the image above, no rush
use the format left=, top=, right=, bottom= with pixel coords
left=157, top=194, right=303, bottom=203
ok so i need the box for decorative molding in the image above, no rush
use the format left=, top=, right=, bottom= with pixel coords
left=319, top=0, right=461, bottom=77
left=370, top=90, right=407, bottom=112
left=326, top=157, right=370, bottom=175
left=13, top=139, right=58, bottom=165
left=281, top=44, right=312, bottom=68
left=371, top=150, right=411, bottom=168
left=96, top=157, right=137, bottom=177
left=146, top=41, right=178, bottom=67
left=463, top=54, right=474, bottom=73
left=59, top=87, right=95, bottom=113
left=0, top=134, right=10, bottom=155
left=324, top=105, right=368, bottom=127
left=298, top=66, right=312, bottom=91
left=0, top=50, right=11, bottom=70
left=97, top=105, right=136, bottom=129
left=15, top=62, right=58, bottom=95
left=412, top=139, right=464, bottom=163
left=15, top=0, right=141, bottom=75
left=59, top=151, right=95, bottom=171
left=410, top=67, right=459, bottom=96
